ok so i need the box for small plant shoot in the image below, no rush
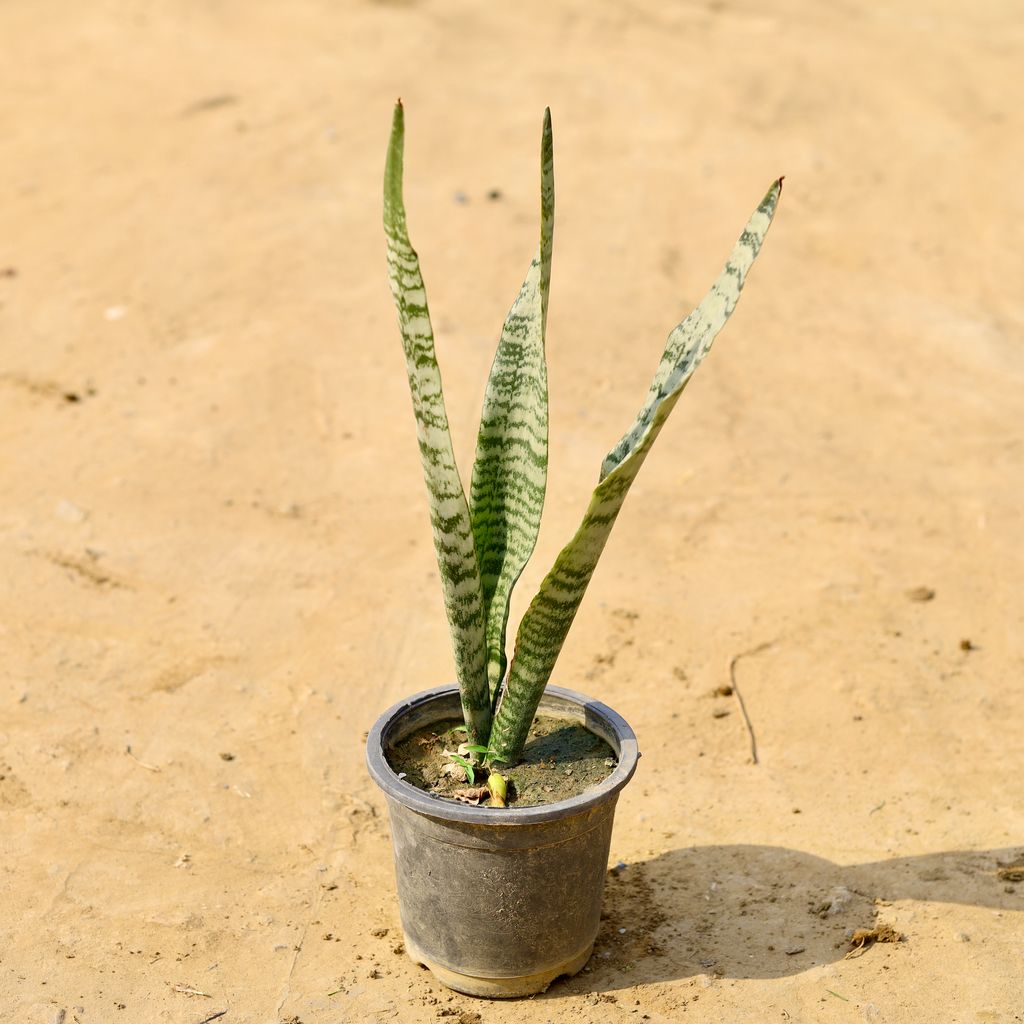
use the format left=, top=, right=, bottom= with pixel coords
left=384, top=100, right=781, bottom=771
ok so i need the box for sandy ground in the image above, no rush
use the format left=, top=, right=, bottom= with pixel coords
left=2, top=1, right=1022, bottom=1021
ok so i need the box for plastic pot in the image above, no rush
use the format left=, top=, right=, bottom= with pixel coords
left=365, top=683, right=640, bottom=998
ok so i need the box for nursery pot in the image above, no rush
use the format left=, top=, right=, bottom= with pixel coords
left=365, top=684, right=640, bottom=999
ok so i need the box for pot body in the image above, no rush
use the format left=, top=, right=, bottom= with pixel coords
left=365, top=684, right=639, bottom=998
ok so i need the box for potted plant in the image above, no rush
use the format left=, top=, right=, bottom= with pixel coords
left=365, top=101, right=781, bottom=998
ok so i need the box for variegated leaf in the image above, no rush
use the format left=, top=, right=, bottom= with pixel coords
left=488, top=179, right=783, bottom=763
left=383, top=101, right=491, bottom=743
left=470, top=109, right=555, bottom=708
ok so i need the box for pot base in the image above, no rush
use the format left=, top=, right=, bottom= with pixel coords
left=405, top=935, right=594, bottom=999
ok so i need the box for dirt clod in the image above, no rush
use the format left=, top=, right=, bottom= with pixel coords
left=845, top=923, right=903, bottom=958
left=450, top=785, right=489, bottom=804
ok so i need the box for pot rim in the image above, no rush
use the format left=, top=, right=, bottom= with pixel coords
left=366, top=683, right=640, bottom=826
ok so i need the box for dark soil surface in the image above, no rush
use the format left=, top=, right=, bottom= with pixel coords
left=386, top=715, right=617, bottom=807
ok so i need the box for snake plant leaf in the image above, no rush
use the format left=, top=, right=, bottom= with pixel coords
left=488, top=179, right=783, bottom=764
left=470, top=109, right=555, bottom=709
left=383, top=101, right=491, bottom=744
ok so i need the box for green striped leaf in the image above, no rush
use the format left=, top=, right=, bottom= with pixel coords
left=470, top=109, right=555, bottom=708
left=488, top=179, right=783, bottom=764
left=383, top=101, right=491, bottom=744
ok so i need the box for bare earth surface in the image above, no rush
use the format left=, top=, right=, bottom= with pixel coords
left=2, top=2, right=1022, bottom=1022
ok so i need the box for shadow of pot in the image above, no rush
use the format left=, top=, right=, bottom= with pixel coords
left=366, top=684, right=640, bottom=998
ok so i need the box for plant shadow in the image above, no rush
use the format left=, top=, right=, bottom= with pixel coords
left=548, top=844, right=1022, bottom=993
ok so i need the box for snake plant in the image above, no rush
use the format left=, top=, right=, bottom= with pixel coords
left=384, top=101, right=781, bottom=766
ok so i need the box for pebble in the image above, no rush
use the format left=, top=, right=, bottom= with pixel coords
left=823, top=885, right=854, bottom=915
left=55, top=499, right=88, bottom=523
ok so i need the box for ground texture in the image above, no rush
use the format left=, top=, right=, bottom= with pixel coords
left=1, top=1, right=1022, bottom=1022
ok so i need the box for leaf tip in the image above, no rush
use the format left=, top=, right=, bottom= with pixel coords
left=760, top=176, right=784, bottom=215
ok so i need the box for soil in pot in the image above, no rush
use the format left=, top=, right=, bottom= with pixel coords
left=386, top=715, right=616, bottom=807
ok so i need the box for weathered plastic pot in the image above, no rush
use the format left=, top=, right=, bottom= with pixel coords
left=365, top=683, right=640, bottom=998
